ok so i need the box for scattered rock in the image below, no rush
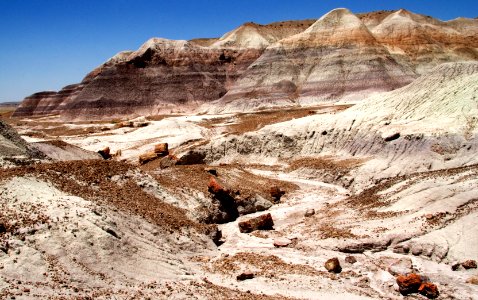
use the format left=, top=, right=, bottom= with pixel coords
left=345, top=256, right=357, bottom=264
left=205, top=167, right=218, bottom=176
left=207, top=177, right=238, bottom=223
left=383, top=132, right=400, bottom=142
left=396, top=273, right=422, bottom=295
left=133, top=121, right=149, bottom=128
left=205, top=225, right=222, bottom=246
left=451, top=261, right=462, bottom=271
left=105, top=228, right=120, bottom=239
left=208, top=177, right=230, bottom=195
left=113, top=149, right=122, bottom=157
left=304, top=208, right=315, bottom=217
left=0, top=241, right=8, bottom=254
left=236, top=194, right=272, bottom=215
left=388, top=258, right=413, bottom=276
left=237, top=271, right=254, bottom=281
left=139, top=151, right=159, bottom=165
left=115, top=121, right=134, bottom=128
left=270, top=186, right=285, bottom=202
left=273, top=237, right=292, bottom=248
left=336, top=239, right=390, bottom=253
left=461, top=260, right=477, bottom=269
left=410, top=244, right=422, bottom=256
left=98, top=147, right=112, bottom=160
left=176, top=150, right=206, bottom=165
left=0, top=223, right=6, bottom=233
left=324, top=257, right=342, bottom=273
left=202, top=277, right=212, bottom=284
left=466, top=276, right=478, bottom=285
left=154, top=143, right=169, bottom=156
left=424, top=213, right=434, bottom=220
left=238, top=213, right=274, bottom=233
left=159, top=155, right=177, bottom=169
left=393, top=244, right=410, bottom=254
left=418, top=282, right=439, bottom=299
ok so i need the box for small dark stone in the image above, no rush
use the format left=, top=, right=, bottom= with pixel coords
left=205, top=168, right=218, bottom=176
left=97, top=147, right=112, bottom=160
left=105, top=228, right=120, bottom=239
left=452, top=262, right=461, bottom=271
left=237, top=271, right=254, bottom=281
left=384, top=132, right=400, bottom=142
left=304, top=209, right=315, bottom=217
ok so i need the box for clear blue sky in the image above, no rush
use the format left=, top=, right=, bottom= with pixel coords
left=0, top=0, right=476, bottom=103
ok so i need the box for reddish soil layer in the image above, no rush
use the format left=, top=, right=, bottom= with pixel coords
left=0, top=160, right=212, bottom=234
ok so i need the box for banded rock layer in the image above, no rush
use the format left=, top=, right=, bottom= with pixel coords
left=211, top=8, right=478, bottom=112
left=13, top=8, right=478, bottom=119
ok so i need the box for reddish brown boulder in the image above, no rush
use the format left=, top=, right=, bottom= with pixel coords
left=462, top=260, right=477, bottom=269
left=207, top=177, right=239, bottom=223
left=238, top=213, right=274, bottom=233
left=270, top=186, right=285, bottom=202
left=396, top=273, right=422, bottom=295
left=138, top=151, right=158, bottom=165
left=154, top=143, right=169, bottom=156
left=208, top=177, right=230, bottom=195
left=418, top=282, right=439, bottom=299
left=237, top=271, right=254, bottom=281
left=324, top=257, right=342, bottom=273
left=98, top=147, right=112, bottom=160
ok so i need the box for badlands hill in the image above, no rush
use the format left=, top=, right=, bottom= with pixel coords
left=206, top=61, right=478, bottom=188
left=12, top=8, right=478, bottom=120
left=3, top=61, right=477, bottom=299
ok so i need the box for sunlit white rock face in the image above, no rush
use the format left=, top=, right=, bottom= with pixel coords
left=206, top=61, right=478, bottom=188
left=13, top=8, right=478, bottom=119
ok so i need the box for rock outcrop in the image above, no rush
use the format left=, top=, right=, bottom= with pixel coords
left=0, top=120, right=46, bottom=165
